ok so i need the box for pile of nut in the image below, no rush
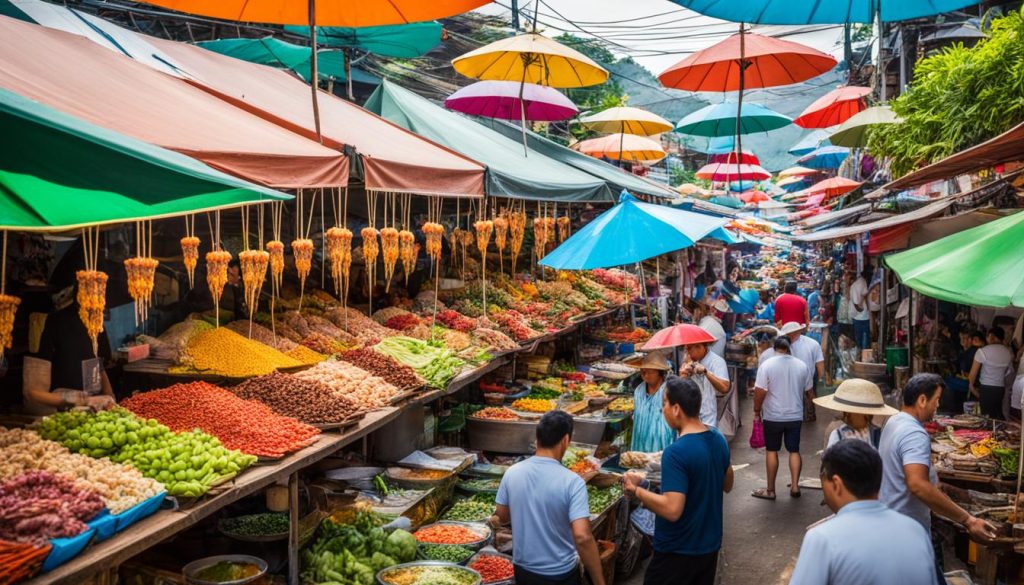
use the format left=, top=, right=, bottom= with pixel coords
left=337, top=349, right=424, bottom=391
left=231, top=373, right=362, bottom=424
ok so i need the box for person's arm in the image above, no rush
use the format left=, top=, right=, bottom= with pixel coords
left=23, top=356, right=85, bottom=409
left=627, top=481, right=686, bottom=522
left=905, top=463, right=996, bottom=542
left=704, top=369, right=730, bottom=395
left=493, top=503, right=511, bottom=527
left=969, top=359, right=982, bottom=398
left=753, top=387, right=767, bottom=418
left=788, top=529, right=830, bottom=585
left=571, top=519, right=605, bottom=585
left=805, top=303, right=811, bottom=325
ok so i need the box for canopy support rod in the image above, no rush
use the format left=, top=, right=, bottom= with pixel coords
left=733, top=22, right=747, bottom=196
left=519, top=57, right=529, bottom=157
left=308, top=0, right=322, bottom=142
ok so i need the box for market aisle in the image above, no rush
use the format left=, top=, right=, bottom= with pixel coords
left=620, top=392, right=835, bottom=585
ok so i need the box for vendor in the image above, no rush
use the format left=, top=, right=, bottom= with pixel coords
left=628, top=352, right=676, bottom=453
left=679, top=341, right=730, bottom=428
left=813, top=378, right=896, bottom=450
left=695, top=298, right=728, bottom=359
left=22, top=284, right=115, bottom=415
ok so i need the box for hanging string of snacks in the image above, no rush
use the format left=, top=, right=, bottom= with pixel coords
left=239, top=206, right=269, bottom=323
left=267, top=202, right=285, bottom=296
left=124, top=221, right=159, bottom=326
left=398, top=194, right=416, bottom=286
left=77, top=227, right=106, bottom=356
left=493, top=209, right=508, bottom=274
left=509, top=202, right=526, bottom=275
left=474, top=205, right=493, bottom=314
left=362, top=191, right=381, bottom=314
left=325, top=188, right=353, bottom=304
left=557, top=209, right=571, bottom=243
left=0, top=232, right=20, bottom=361
left=381, top=193, right=400, bottom=292
left=206, top=211, right=232, bottom=329
left=181, top=215, right=200, bottom=289
left=533, top=210, right=549, bottom=263
left=292, top=189, right=317, bottom=310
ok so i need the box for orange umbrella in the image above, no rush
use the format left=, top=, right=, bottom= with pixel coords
left=573, top=133, right=665, bottom=163
left=794, top=86, right=871, bottom=129
left=802, top=176, right=863, bottom=198
left=738, top=190, right=771, bottom=203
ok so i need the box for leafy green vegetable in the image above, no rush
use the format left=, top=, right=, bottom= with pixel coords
left=375, top=336, right=466, bottom=388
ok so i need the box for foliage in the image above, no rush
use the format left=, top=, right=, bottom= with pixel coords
left=552, top=34, right=627, bottom=142
left=670, top=166, right=698, bottom=187
left=868, top=8, right=1024, bottom=177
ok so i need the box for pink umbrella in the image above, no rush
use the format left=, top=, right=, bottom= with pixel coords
left=445, top=80, right=578, bottom=121
left=801, top=176, right=863, bottom=198
left=738, top=190, right=771, bottom=203
left=641, top=323, right=716, bottom=351
left=798, top=194, right=826, bottom=208
left=696, top=162, right=771, bottom=182
left=794, top=86, right=871, bottom=129
left=710, top=150, right=760, bottom=165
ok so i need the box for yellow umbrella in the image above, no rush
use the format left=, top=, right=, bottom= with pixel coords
left=579, top=106, right=673, bottom=136
left=573, top=133, right=666, bottom=163
left=777, top=166, right=818, bottom=178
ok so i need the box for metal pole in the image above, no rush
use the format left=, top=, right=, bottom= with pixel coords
left=907, top=290, right=914, bottom=376
left=734, top=23, right=746, bottom=195
left=511, top=0, right=520, bottom=31
left=879, top=265, right=887, bottom=368
left=308, top=0, right=322, bottom=141
left=878, top=11, right=887, bottom=102
left=344, top=48, right=354, bottom=101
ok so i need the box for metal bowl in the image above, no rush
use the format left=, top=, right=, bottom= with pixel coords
left=376, top=560, right=482, bottom=585
left=414, top=521, right=492, bottom=550
left=182, top=554, right=268, bottom=585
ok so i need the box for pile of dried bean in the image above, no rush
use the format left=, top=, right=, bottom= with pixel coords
left=0, top=470, right=104, bottom=545
left=231, top=373, right=361, bottom=424
left=337, top=348, right=424, bottom=390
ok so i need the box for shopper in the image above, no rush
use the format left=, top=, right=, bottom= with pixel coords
left=789, top=440, right=938, bottom=585
left=494, top=411, right=605, bottom=585
left=695, top=298, right=728, bottom=359
left=849, top=268, right=872, bottom=351
left=629, top=352, right=676, bottom=453
left=1011, top=350, right=1024, bottom=421
left=774, top=281, right=809, bottom=327
left=679, top=340, right=730, bottom=428
left=623, top=377, right=733, bottom=585
left=752, top=337, right=811, bottom=500
left=813, top=378, right=896, bottom=449
left=968, top=327, right=1013, bottom=419
left=879, top=374, right=996, bottom=582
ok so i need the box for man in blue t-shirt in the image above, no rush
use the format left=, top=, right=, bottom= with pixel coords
left=494, top=411, right=605, bottom=585
left=624, top=377, right=733, bottom=585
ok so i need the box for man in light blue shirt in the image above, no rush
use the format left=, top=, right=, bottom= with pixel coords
left=790, top=440, right=937, bottom=585
left=495, top=411, right=605, bottom=585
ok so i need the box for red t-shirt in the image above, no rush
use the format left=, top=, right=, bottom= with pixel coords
left=774, top=293, right=808, bottom=326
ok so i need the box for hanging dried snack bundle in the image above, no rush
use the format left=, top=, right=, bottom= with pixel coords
left=399, top=230, right=416, bottom=285
left=325, top=227, right=353, bottom=298
left=291, top=239, right=314, bottom=283
left=493, top=215, right=508, bottom=253
left=124, top=257, right=159, bottom=324
left=423, top=222, right=444, bottom=261
left=76, top=270, right=107, bottom=355
left=180, top=236, right=200, bottom=288
left=380, top=227, right=399, bottom=291
left=239, top=250, right=269, bottom=319
left=0, top=294, right=19, bottom=357
left=206, top=250, right=232, bottom=317
left=474, top=220, right=493, bottom=258
left=361, top=228, right=379, bottom=268
left=533, top=216, right=549, bottom=261
left=266, top=240, right=285, bottom=292
left=509, top=211, right=526, bottom=274
left=557, top=216, right=571, bottom=243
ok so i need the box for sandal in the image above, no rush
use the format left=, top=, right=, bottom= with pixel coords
left=790, top=490, right=801, bottom=498
left=751, top=488, right=776, bottom=501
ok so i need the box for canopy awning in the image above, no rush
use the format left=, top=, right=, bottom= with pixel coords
left=0, top=15, right=349, bottom=189
left=149, top=36, right=485, bottom=198
left=0, top=88, right=288, bottom=232
left=365, top=80, right=610, bottom=202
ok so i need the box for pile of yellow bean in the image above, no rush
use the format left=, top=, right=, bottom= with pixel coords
left=180, top=327, right=301, bottom=378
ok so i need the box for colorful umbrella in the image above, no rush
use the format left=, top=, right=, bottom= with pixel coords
left=794, top=86, right=871, bottom=129
left=729, top=180, right=761, bottom=192
left=445, top=80, right=577, bottom=121
left=573, top=133, right=666, bottom=163
left=702, top=136, right=736, bottom=154
left=788, top=129, right=832, bottom=156
left=539, top=191, right=730, bottom=270
left=676, top=102, right=792, bottom=137
left=284, top=21, right=442, bottom=58
left=709, top=195, right=744, bottom=209
left=798, top=194, right=826, bottom=208
left=696, top=162, right=771, bottom=182
left=641, top=323, right=716, bottom=351
left=710, top=150, right=759, bottom=165
left=797, top=145, right=850, bottom=169
left=828, top=105, right=901, bottom=147
left=777, top=166, right=817, bottom=178
left=579, top=106, right=674, bottom=136
left=801, top=176, right=863, bottom=198
left=663, top=0, right=980, bottom=24
left=197, top=37, right=353, bottom=82
left=738, top=190, right=771, bottom=203
left=777, top=176, right=810, bottom=192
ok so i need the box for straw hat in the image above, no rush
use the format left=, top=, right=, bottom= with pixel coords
left=778, top=321, right=807, bottom=336
left=813, top=379, right=898, bottom=416
left=626, top=351, right=671, bottom=371
left=710, top=298, right=731, bottom=314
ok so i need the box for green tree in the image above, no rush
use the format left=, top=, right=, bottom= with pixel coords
left=551, top=34, right=627, bottom=143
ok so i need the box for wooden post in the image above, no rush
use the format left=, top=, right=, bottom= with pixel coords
left=288, top=474, right=300, bottom=585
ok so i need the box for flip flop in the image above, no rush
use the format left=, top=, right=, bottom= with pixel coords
left=790, top=490, right=801, bottom=498
left=751, top=488, right=776, bottom=501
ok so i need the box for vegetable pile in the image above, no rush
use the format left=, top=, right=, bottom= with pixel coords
left=442, top=498, right=494, bottom=522
left=374, top=337, right=466, bottom=389
left=0, top=470, right=104, bottom=545
left=294, top=360, right=400, bottom=409
left=469, top=554, right=513, bottom=584
left=122, top=382, right=320, bottom=458
left=174, top=327, right=302, bottom=377
left=303, top=509, right=418, bottom=585
left=338, top=348, right=424, bottom=391
left=587, top=485, right=622, bottom=516
left=419, top=543, right=474, bottom=563
left=232, top=373, right=361, bottom=424
left=412, top=524, right=484, bottom=546
left=0, top=539, right=51, bottom=584
left=378, top=565, right=480, bottom=585
left=220, top=513, right=289, bottom=537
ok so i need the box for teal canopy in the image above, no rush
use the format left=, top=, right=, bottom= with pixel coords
left=0, top=88, right=288, bottom=231
left=197, top=37, right=378, bottom=84
left=285, top=21, right=442, bottom=58
left=365, top=80, right=610, bottom=202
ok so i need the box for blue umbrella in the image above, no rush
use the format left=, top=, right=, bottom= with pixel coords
left=797, top=145, right=849, bottom=169
left=540, top=191, right=730, bottom=270
left=728, top=180, right=759, bottom=191
left=780, top=178, right=810, bottom=192
left=676, top=102, right=792, bottom=138
left=788, top=129, right=832, bottom=156
left=691, top=135, right=735, bottom=154
left=665, top=0, right=979, bottom=24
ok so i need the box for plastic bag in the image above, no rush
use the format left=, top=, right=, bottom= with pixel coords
left=749, top=417, right=765, bottom=449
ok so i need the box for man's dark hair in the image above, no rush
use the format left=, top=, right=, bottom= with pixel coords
left=971, top=330, right=986, bottom=343
left=820, top=439, right=883, bottom=499
left=783, top=281, right=797, bottom=294
left=988, top=327, right=1005, bottom=342
left=536, top=410, right=574, bottom=448
left=902, top=373, right=944, bottom=407
left=861, top=268, right=873, bottom=280
left=773, top=336, right=791, bottom=353
left=665, top=376, right=702, bottom=419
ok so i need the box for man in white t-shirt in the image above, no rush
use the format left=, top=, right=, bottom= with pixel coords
left=752, top=336, right=811, bottom=500
left=849, top=268, right=872, bottom=350
left=969, top=327, right=1014, bottom=419
left=680, top=340, right=730, bottom=428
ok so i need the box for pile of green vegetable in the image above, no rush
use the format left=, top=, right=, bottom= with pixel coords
left=419, top=543, right=474, bottom=563
left=992, top=447, right=1020, bottom=478
left=442, top=498, right=494, bottom=522
left=220, top=513, right=289, bottom=537
left=302, top=509, right=418, bottom=585
left=587, top=485, right=622, bottom=515
left=375, top=336, right=466, bottom=388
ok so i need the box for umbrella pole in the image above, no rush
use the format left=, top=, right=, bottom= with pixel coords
left=344, top=48, right=354, bottom=101
left=734, top=23, right=746, bottom=193
left=639, top=262, right=653, bottom=329
left=519, top=69, right=529, bottom=157
left=618, top=128, right=625, bottom=168
left=308, top=0, right=322, bottom=142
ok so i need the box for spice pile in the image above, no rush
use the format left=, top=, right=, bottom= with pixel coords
left=338, top=349, right=424, bottom=391
left=122, top=382, right=320, bottom=458
left=294, top=360, right=400, bottom=409
left=469, top=554, right=514, bottom=584
left=510, top=398, right=555, bottom=413
left=0, top=470, right=104, bottom=545
left=231, top=373, right=361, bottom=424
left=176, top=327, right=301, bottom=378
left=285, top=345, right=327, bottom=365
left=412, top=524, right=484, bottom=545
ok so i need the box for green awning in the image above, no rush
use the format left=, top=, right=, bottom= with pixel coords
left=0, top=88, right=288, bottom=231
left=480, top=118, right=677, bottom=200
left=284, top=21, right=442, bottom=58
left=365, top=80, right=610, bottom=202
left=884, top=210, right=1024, bottom=308
left=197, top=37, right=378, bottom=84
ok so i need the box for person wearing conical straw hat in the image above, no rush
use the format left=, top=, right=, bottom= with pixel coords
left=814, top=379, right=897, bottom=450
left=626, top=352, right=677, bottom=453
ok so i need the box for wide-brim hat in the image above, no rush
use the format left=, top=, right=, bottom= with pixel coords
left=710, top=298, right=731, bottom=313
left=814, top=378, right=898, bottom=416
left=625, top=351, right=671, bottom=371
left=779, top=321, right=807, bottom=336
